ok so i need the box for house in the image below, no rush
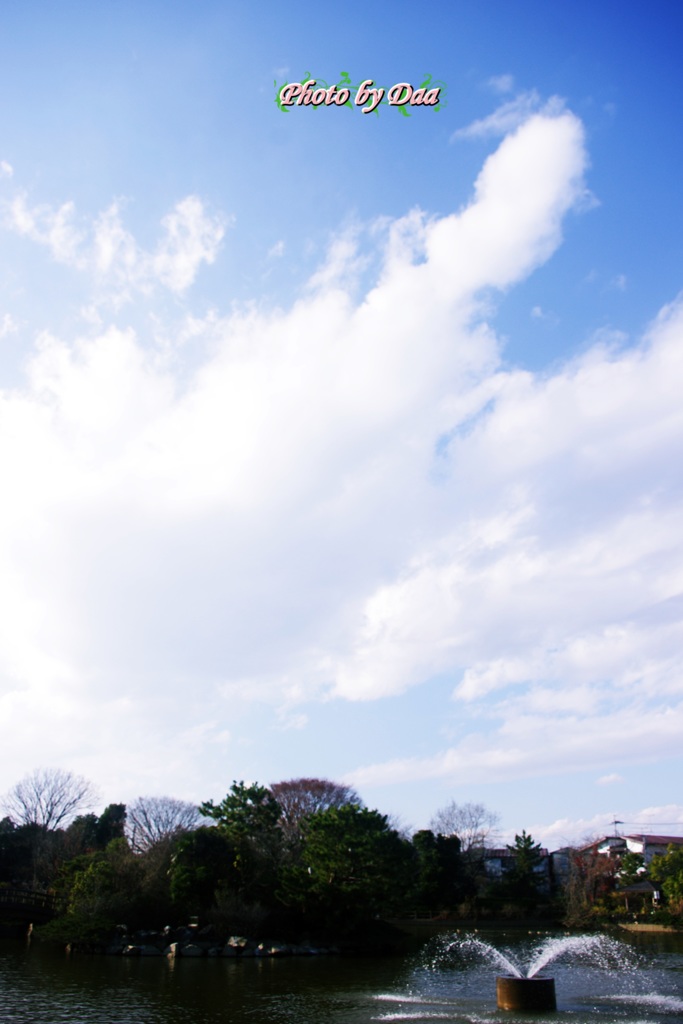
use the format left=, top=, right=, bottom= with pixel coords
left=578, top=835, right=627, bottom=859
left=481, top=846, right=551, bottom=895
left=576, top=833, right=683, bottom=866
left=548, top=847, right=573, bottom=887
left=622, top=834, right=683, bottom=865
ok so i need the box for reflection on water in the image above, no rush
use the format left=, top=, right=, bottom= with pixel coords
left=1, top=930, right=682, bottom=1023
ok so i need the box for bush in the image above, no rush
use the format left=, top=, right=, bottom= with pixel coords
left=38, top=911, right=116, bottom=948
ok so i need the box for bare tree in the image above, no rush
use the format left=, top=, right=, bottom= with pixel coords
left=126, top=795, right=201, bottom=853
left=562, top=846, right=618, bottom=926
left=270, top=777, right=363, bottom=842
left=429, top=800, right=500, bottom=851
left=3, top=768, right=98, bottom=830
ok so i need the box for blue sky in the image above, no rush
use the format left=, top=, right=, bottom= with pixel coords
left=1, top=1, right=682, bottom=848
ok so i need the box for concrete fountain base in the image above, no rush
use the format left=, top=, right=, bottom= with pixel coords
left=496, top=976, right=557, bottom=1012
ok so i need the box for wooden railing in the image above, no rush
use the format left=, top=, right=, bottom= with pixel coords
left=0, top=887, right=56, bottom=910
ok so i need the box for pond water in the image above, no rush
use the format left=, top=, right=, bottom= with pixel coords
left=0, top=930, right=681, bottom=1023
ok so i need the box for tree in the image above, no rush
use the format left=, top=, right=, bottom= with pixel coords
left=62, top=814, right=101, bottom=858
left=649, top=844, right=683, bottom=906
left=504, top=830, right=544, bottom=899
left=45, top=838, right=151, bottom=944
left=96, top=803, right=127, bottom=846
left=270, top=777, right=363, bottom=843
left=200, top=782, right=282, bottom=904
left=2, top=769, right=98, bottom=886
left=126, top=796, right=200, bottom=853
left=3, top=768, right=97, bottom=830
left=411, top=829, right=464, bottom=910
left=0, top=817, right=35, bottom=884
left=64, top=804, right=127, bottom=856
left=280, top=804, right=413, bottom=927
left=562, top=847, right=618, bottom=926
left=429, top=800, right=500, bottom=852
left=200, top=782, right=281, bottom=838
left=169, top=827, right=238, bottom=912
left=617, top=851, right=645, bottom=887
left=66, top=839, right=142, bottom=918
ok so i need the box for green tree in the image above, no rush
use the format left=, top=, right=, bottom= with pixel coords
left=96, top=804, right=127, bottom=847
left=2, top=769, right=100, bottom=886
left=200, top=782, right=281, bottom=838
left=67, top=840, right=142, bottom=919
left=649, top=844, right=683, bottom=907
left=411, top=829, right=464, bottom=910
left=43, top=838, right=149, bottom=944
left=281, top=805, right=413, bottom=928
left=500, top=830, right=545, bottom=900
left=0, top=817, right=37, bottom=884
left=169, top=826, right=238, bottom=912
left=199, top=782, right=282, bottom=904
left=63, top=805, right=126, bottom=857
left=618, top=851, right=645, bottom=887
left=63, top=814, right=100, bottom=854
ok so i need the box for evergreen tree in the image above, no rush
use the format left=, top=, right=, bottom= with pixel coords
left=169, top=826, right=238, bottom=912
left=504, top=830, right=544, bottom=899
left=411, top=829, right=464, bottom=910
left=199, top=782, right=282, bottom=905
left=281, top=804, right=413, bottom=929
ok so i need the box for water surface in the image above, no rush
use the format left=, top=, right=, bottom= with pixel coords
left=1, top=930, right=681, bottom=1023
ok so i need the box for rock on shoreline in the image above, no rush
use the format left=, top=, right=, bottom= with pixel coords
left=74, top=926, right=339, bottom=958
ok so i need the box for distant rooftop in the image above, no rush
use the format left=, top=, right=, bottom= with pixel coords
left=625, top=834, right=683, bottom=845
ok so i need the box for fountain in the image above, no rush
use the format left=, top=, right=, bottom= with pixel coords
left=374, top=932, right=683, bottom=1021
left=443, top=933, right=636, bottom=1012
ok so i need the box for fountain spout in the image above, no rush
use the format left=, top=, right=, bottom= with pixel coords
left=496, top=975, right=557, bottom=1012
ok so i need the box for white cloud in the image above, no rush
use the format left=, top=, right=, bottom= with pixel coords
left=268, top=239, right=285, bottom=259
left=93, top=201, right=139, bottom=277
left=526, top=804, right=683, bottom=848
left=6, top=194, right=85, bottom=265
left=1, top=107, right=680, bottom=803
left=628, top=803, right=683, bottom=831
left=0, top=313, right=18, bottom=338
left=347, top=701, right=683, bottom=790
left=152, top=196, right=226, bottom=292
left=2, top=191, right=226, bottom=299
left=453, top=90, right=563, bottom=140
left=530, top=305, right=558, bottom=325
left=488, top=75, right=515, bottom=95
left=339, top=293, right=683, bottom=787
left=597, top=773, right=624, bottom=786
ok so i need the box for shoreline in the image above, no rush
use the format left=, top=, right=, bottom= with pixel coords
left=616, top=922, right=682, bottom=934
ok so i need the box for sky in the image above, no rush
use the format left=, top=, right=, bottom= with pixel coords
left=1, top=1, right=682, bottom=849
